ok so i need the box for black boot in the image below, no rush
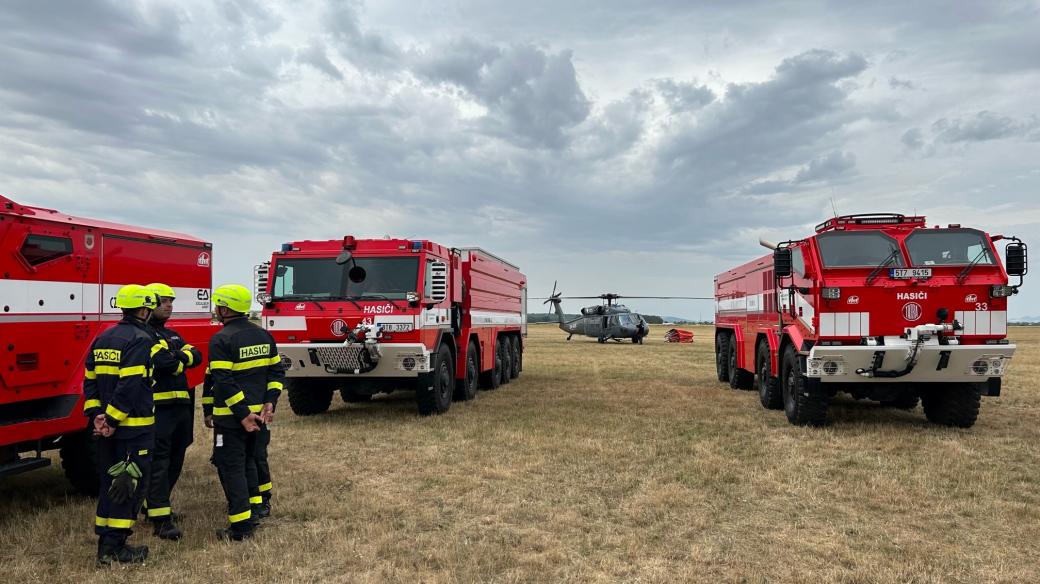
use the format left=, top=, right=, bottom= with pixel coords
left=215, top=527, right=254, bottom=542
left=257, top=500, right=271, bottom=519
left=96, top=539, right=149, bottom=567
left=152, top=519, right=182, bottom=541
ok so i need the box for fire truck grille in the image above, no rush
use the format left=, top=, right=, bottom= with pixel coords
left=312, top=346, right=377, bottom=374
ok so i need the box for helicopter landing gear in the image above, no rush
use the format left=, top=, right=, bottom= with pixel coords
left=566, top=334, right=573, bottom=341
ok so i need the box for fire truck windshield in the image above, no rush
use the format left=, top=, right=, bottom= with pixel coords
left=272, top=257, right=420, bottom=300
left=904, top=229, right=995, bottom=266
left=816, top=231, right=905, bottom=268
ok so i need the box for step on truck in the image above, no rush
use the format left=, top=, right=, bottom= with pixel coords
left=0, top=195, right=215, bottom=492
left=714, top=213, right=1027, bottom=427
left=254, top=236, right=527, bottom=416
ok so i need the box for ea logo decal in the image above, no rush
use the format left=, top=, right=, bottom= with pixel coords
left=965, top=294, right=978, bottom=303
left=847, top=295, right=860, bottom=305
left=902, top=302, right=922, bottom=321
left=197, top=252, right=211, bottom=267
left=331, top=319, right=348, bottom=337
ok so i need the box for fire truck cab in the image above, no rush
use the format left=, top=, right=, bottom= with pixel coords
left=0, top=195, right=215, bottom=492
left=715, top=213, right=1027, bottom=427
left=256, top=236, right=527, bottom=416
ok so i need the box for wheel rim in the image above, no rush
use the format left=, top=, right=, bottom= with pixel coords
left=438, top=361, right=451, bottom=400
left=758, top=354, right=769, bottom=395
left=783, top=358, right=796, bottom=412
left=467, top=355, right=478, bottom=394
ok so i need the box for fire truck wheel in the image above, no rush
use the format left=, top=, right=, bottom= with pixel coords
left=499, top=337, right=512, bottom=385
left=756, top=341, right=783, bottom=410
left=59, top=430, right=99, bottom=496
left=781, top=345, right=829, bottom=426
left=455, top=342, right=480, bottom=401
left=480, top=342, right=502, bottom=390
left=879, top=394, right=919, bottom=410
left=715, top=333, right=730, bottom=383
left=728, top=336, right=754, bottom=390
left=286, top=378, right=334, bottom=416
left=417, top=344, right=454, bottom=415
left=509, top=336, right=521, bottom=379
left=921, top=383, right=982, bottom=428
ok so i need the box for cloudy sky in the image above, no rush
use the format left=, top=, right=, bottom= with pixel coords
left=2, top=0, right=1038, bottom=319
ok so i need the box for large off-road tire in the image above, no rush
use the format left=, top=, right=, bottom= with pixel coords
left=499, top=337, right=512, bottom=385
left=921, top=383, right=982, bottom=428
left=715, top=332, right=730, bottom=383
left=781, top=345, right=829, bottom=426
left=728, top=335, right=754, bottom=390
left=756, top=341, right=783, bottom=410
left=479, top=340, right=502, bottom=390
left=509, top=336, right=521, bottom=379
left=880, top=394, right=919, bottom=410
left=417, top=344, right=454, bottom=416
left=454, top=342, right=479, bottom=401
left=59, top=430, right=98, bottom=496
left=286, top=378, right=335, bottom=416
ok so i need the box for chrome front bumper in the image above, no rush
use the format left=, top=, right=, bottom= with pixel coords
left=807, top=341, right=1016, bottom=383
left=278, top=343, right=432, bottom=378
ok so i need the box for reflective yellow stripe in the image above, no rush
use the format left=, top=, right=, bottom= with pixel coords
left=176, top=362, right=185, bottom=375
left=84, top=399, right=101, bottom=410
left=182, top=346, right=195, bottom=367
left=105, top=404, right=128, bottom=422
left=84, top=369, right=97, bottom=380
left=147, top=507, right=171, bottom=518
left=209, top=360, right=233, bottom=370
left=229, top=357, right=280, bottom=371
left=154, top=390, right=191, bottom=401
left=150, top=341, right=168, bottom=357
left=95, top=366, right=120, bottom=376
left=228, top=509, right=252, bottom=523
left=121, top=416, right=154, bottom=427
left=138, top=449, right=149, bottom=456
left=96, top=516, right=135, bottom=529
left=225, top=391, right=245, bottom=406
left=267, top=381, right=283, bottom=391
left=258, top=482, right=272, bottom=493
left=119, top=365, right=147, bottom=377
left=212, top=404, right=263, bottom=416
left=249, top=496, right=263, bottom=505
left=201, top=396, right=214, bottom=405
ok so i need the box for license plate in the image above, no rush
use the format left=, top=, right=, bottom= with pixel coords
left=379, top=323, right=413, bottom=333
left=890, top=268, right=932, bottom=279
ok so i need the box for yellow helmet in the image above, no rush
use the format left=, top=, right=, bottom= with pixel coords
left=212, top=284, right=252, bottom=314
left=147, top=282, right=176, bottom=299
left=115, top=284, right=158, bottom=310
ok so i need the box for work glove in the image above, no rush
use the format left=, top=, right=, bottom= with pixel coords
left=106, top=459, right=143, bottom=505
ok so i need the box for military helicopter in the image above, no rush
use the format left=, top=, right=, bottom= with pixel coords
left=536, top=282, right=712, bottom=344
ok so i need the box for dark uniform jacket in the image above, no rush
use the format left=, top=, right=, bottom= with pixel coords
left=83, top=316, right=159, bottom=438
left=149, top=320, right=203, bottom=406
left=204, top=316, right=284, bottom=429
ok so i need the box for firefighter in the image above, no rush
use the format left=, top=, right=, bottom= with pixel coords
left=83, top=284, right=159, bottom=566
left=202, top=367, right=274, bottom=520
left=143, top=283, right=202, bottom=540
left=207, top=284, right=284, bottom=541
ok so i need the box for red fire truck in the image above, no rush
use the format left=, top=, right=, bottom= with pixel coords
left=1, top=195, right=215, bottom=492
left=254, top=236, right=527, bottom=416
left=715, top=213, right=1027, bottom=428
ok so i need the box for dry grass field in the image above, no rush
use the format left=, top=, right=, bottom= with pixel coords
left=1, top=325, right=1039, bottom=583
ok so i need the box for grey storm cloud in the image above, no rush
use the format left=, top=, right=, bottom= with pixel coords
left=902, top=112, right=1039, bottom=153
left=0, top=0, right=1038, bottom=316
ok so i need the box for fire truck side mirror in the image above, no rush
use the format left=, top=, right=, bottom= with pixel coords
left=1006, top=242, right=1027, bottom=277
left=773, top=248, right=793, bottom=278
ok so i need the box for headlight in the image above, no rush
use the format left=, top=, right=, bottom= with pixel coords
left=969, top=355, right=1011, bottom=376
left=808, top=357, right=844, bottom=376
left=990, top=285, right=1015, bottom=298
left=822, top=287, right=841, bottom=300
